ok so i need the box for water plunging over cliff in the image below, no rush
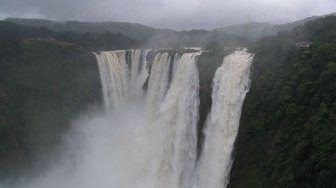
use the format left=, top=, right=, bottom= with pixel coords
left=194, top=50, right=253, bottom=188
left=8, top=48, right=252, bottom=188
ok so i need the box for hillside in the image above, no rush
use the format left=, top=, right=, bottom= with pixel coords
left=4, top=18, right=163, bottom=41
left=6, top=13, right=335, bottom=43
left=215, top=22, right=275, bottom=40
left=4, top=18, right=251, bottom=49
left=229, top=15, right=336, bottom=188
left=215, top=14, right=334, bottom=39
left=0, top=21, right=140, bottom=176
left=0, top=14, right=335, bottom=187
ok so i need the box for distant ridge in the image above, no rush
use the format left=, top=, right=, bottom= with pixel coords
left=4, top=12, right=336, bottom=41
left=215, top=22, right=275, bottom=39
left=215, top=13, right=335, bottom=39
left=4, top=18, right=167, bottom=40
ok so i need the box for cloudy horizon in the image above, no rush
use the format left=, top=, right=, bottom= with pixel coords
left=0, top=0, right=335, bottom=30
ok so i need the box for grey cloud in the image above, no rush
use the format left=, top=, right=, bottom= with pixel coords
left=0, top=0, right=335, bottom=29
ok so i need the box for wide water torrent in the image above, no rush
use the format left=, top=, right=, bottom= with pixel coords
left=5, top=49, right=253, bottom=188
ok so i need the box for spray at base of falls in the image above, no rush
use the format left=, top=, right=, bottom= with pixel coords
left=5, top=49, right=253, bottom=188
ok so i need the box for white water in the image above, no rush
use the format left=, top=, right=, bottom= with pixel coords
left=194, top=49, right=253, bottom=188
left=92, top=50, right=201, bottom=188
left=150, top=52, right=200, bottom=188
left=93, top=50, right=129, bottom=109
left=146, top=52, right=171, bottom=121
left=3, top=49, right=253, bottom=188
left=93, top=50, right=149, bottom=110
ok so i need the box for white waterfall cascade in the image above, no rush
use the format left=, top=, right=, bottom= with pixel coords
left=7, top=49, right=253, bottom=188
left=146, top=52, right=171, bottom=121
left=150, top=52, right=200, bottom=188
left=194, top=49, right=253, bottom=188
left=129, top=49, right=150, bottom=101
left=93, top=50, right=201, bottom=188
left=93, top=49, right=149, bottom=110
left=94, top=50, right=129, bottom=109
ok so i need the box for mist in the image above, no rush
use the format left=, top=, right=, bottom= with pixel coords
left=1, top=104, right=152, bottom=188
left=0, top=46, right=254, bottom=188
left=0, top=0, right=335, bottom=29
left=1, top=0, right=335, bottom=186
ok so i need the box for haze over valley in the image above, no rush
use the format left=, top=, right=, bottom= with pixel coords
left=0, top=1, right=335, bottom=188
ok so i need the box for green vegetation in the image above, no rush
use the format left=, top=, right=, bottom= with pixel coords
left=1, top=14, right=336, bottom=188
left=6, top=18, right=251, bottom=49
left=5, top=18, right=159, bottom=41
left=0, top=39, right=102, bottom=176
left=143, top=29, right=250, bottom=49
left=229, top=16, right=336, bottom=188
left=215, top=16, right=322, bottom=40
left=0, top=21, right=133, bottom=176
left=0, top=21, right=139, bottom=53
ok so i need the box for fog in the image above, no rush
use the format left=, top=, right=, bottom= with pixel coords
left=1, top=104, right=154, bottom=188
left=0, top=0, right=334, bottom=187
left=0, top=47, right=255, bottom=188
left=0, top=0, right=335, bottom=29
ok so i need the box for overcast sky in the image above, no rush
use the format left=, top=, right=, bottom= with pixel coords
left=0, top=0, right=335, bottom=30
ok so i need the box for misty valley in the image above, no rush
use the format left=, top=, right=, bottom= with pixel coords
left=0, top=7, right=336, bottom=188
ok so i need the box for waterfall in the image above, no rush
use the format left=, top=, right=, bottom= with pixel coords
left=194, top=49, right=253, bottom=188
left=94, top=50, right=129, bottom=109
left=8, top=48, right=253, bottom=188
left=94, top=49, right=149, bottom=110
left=93, top=49, right=252, bottom=188
left=146, top=52, right=171, bottom=121
left=94, top=50, right=201, bottom=188
left=150, top=52, right=200, bottom=188
left=129, top=49, right=149, bottom=101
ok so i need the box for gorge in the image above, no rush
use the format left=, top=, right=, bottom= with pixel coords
left=3, top=49, right=253, bottom=188
left=1, top=15, right=335, bottom=188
